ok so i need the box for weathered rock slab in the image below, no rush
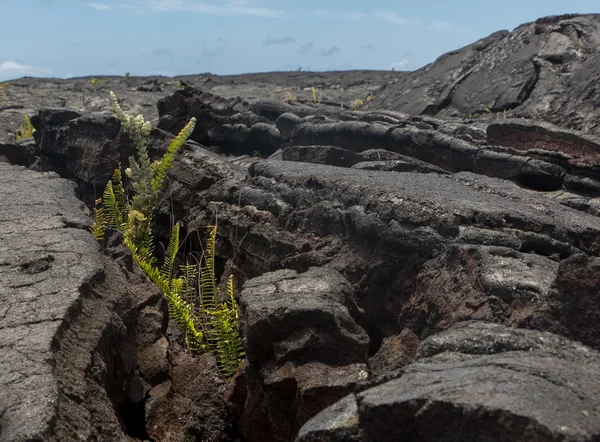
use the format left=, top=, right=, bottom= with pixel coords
left=298, top=322, right=600, bottom=442
left=0, top=163, right=123, bottom=441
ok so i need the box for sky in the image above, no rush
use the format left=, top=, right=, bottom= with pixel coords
left=0, top=0, right=598, bottom=81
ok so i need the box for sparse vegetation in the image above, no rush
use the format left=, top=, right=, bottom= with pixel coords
left=91, top=77, right=102, bottom=88
left=366, top=93, right=374, bottom=104
left=92, top=92, right=244, bottom=378
left=352, top=98, right=364, bottom=110
left=175, top=80, right=185, bottom=89
left=0, top=82, right=8, bottom=97
left=15, top=115, right=34, bottom=141
left=467, top=108, right=511, bottom=120
left=286, top=91, right=297, bottom=103
left=310, top=86, right=323, bottom=105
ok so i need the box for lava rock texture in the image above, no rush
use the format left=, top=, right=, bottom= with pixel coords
left=3, top=12, right=600, bottom=442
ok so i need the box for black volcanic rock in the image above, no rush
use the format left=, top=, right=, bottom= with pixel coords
left=237, top=268, right=369, bottom=441
left=373, top=14, right=600, bottom=134
left=298, top=322, right=600, bottom=442
left=5, top=12, right=600, bottom=442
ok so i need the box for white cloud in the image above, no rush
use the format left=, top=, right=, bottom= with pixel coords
left=429, top=20, right=451, bottom=31
left=116, top=3, right=146, bottom=15
left=343, top=12, right=367, bottom=20
left=343, top=10, right=420, bottom=25
left=0, top=61, right=52, bottom=81
left=87, top=2, right=111, bottom=10
left=390, top=59, right=409, bottom=70
left=142, top=0, right=284, bottom=17
left=373, top=10, right=420, bottom=25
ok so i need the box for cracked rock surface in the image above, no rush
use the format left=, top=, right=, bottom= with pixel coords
left=0, top=163, right=111, bottom=441
left=0, top=164, right=167, bottom=442
left=298, top=321, right=600, bottom=442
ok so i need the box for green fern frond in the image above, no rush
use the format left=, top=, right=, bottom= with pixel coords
left=90, top=198, right=106, bottom=242
left=111, top=168, right=128, bottom=221
left=226, top=274, right=239, bottom=322
left=16, top=114, right=35, bottom=141
left=180, top=261, right=199, bottom=307
left=168, top=287, right=205, bottom=353
left=160, top=222, right=180, bottom=280
left=102, top=181, right=121, bottom=228
left=152, top=117, right=197, bottom=196
left=135, top=253, right=205, bottom=353
left=200, top=225, right=218, bottom=314
left=99, top=168, right=130, bottom=230
left=137, top=221, right=156, bottom=263
left=212, top=275, right=245, bottom=377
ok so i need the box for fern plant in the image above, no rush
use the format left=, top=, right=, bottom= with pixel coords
left=211, top=274, right=245, bottom=377
left=16, top=114, right=34, bottom=140
left=109, top=91, right=196, bottom=252
left=91, top=92, right=244, bottom=377
left=132, top=223, right=206, bottom=353
left=198, top=225, right=245, bottom=376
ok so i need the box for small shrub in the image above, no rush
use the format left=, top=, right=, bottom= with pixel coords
left=91, top=77, right=102, bottom=88
left=311, top=86, right=318, bottom=104
left=286, top=91, right=296, bottom=103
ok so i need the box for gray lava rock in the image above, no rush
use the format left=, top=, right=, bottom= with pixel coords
left=299, top=322, right=600, bottom=442
left=0, top=163, right=161, bottom=442
left=352, top=159, right=449, bottom=174
left=145, top=351, right=235, bottom=442
left=373, top=14, right=600, bottom=135
left=282, top=145, right=364, bottom=167
left=237, top=267, right=370, bottom=441
left=239, top=267, right=369, bottom=365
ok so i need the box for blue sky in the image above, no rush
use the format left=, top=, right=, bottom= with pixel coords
left=0, top=0, right=598, bottom=81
